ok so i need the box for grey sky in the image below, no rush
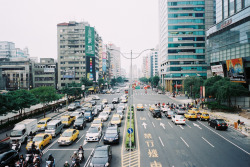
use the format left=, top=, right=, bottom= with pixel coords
left=0, top=0, right=159, bottom=74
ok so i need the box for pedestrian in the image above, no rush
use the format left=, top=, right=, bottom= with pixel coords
left=237, top=119, right=241, bottom=125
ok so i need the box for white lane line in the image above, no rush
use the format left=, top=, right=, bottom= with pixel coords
left=202, top=137, right=214, bottom=148
left=198, top=122, right=250, bottom=155
left=186, top=124, right=192, bottom=128
left=83, top=148, right=95, bottom=167
left=76, top=133, right=85, bottom=143
left=42, top=138, right=59, bottom=154
left=168, top=122, right=173, bottom=128
left=152, top=122, right=155, bottom=127
left=180, top=137, right=189, bottom=147
left=178, top=125, right=184, bottom=130
left=159, top=137, right=164, bottom=147
left=99, top=134, right=104, bottom=143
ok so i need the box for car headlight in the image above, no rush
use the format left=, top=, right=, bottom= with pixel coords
left=58, top=140, right=61, bottom=142
left=90, top=163, right=93, bottom=167
left=115, top=136, right=119, bottom=139
left=105, top=162, right=109, bottom=166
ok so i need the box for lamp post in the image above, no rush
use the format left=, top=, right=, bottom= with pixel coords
left=107, top=47, right=153, bottom=166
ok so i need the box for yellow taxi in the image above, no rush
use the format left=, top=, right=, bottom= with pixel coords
left=137, top=104, right=144, bottom=111
left=26, top=133, right=52, bottom=150
left=61, top=115, right=76, bottom=127
left=110, top=114, right=122, bottom=127
left=91, top=118, right=103, bottom=128
left=184, top=112, right=197, bottom=120
left=84, top=102, right=92, bottom=108
left=188, top=108, right=199, bottom=113
left=149, top=105, right=157, bottom=112
left=37, top=117, right=52, bottom=131
left=200, top=112, right=210, bottom=121
left=58, top=129, right=79, bottom=145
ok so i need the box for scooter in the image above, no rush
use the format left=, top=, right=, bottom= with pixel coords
left=12, top=142, right=21, bottom=152
left=70, top=158, right=80, bottom=167
left=78, top=150, right=84, bottom=162
left=46, top=160, right=55, bottom=167
left=33, top=154, right=42, bottom=164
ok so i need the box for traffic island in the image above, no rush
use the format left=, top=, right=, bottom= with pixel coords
left=125, top=106, right=136, bottom=151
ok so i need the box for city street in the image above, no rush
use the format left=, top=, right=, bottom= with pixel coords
left=14, top=88, right=250, bottom=167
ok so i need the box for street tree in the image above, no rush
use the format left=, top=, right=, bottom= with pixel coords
left=117, top=76, right=124, bottom=83
left=204, top=75, right=223, bottom=98
left=7, top=89, right=38, bottom=116
left=184, top=76, right=203, bottom=98
left=98, top=78, right=105, bottom=88
left=111, top=78, right=117, bottom=86
left=0, top=94, right=13, bottom=115
left=139, top=77, right=148, bottom=84
left=31, top=86, right=61, bottom=118
left=80, top=77, right=93, bottom=86
left=61, top=82, right=82, bottom=98
left=152, top=76, right=160, bottom=87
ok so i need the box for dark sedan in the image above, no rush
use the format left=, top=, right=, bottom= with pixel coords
left=103, top=126, right=120, bottom=144
left=73, top=117, right=86, bottom=130
left=89, top=145, right=112, bottom=167
left=0, top=149, right=19, bottom=167
left=208, top=119, right=228, bottom=130
left=152, top=109, right=162, bottom=118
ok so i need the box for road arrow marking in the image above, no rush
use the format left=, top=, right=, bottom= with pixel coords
left=168, top=122, right=173, bottom=128
left=160, top=122, right=165, bottom=129
left=142, top=122, right=147, bottom=129
left=193, top=123, right=202, bottom=129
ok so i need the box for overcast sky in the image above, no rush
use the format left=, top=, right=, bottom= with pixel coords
left=0, top=0, right=159, bottom=74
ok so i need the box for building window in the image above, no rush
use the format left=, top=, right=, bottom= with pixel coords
left=229, top=0, right=235, bottom=16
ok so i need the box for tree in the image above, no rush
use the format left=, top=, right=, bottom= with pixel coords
left=7, top=89, right=38, bottom=116
left=98, top=78, right=105, bottom=88
left=61, top=82, right=82, bottom=98
left=117, top=76, right=124, bottom=83
left=0, top=94, right=13, bottom=115
left=31, top=87, right=61, bottom=118
left=80, top=78, right=93, bottom=86
left=139, top=77, right=148, bottom=84
left=204, top=75, right=223, bottom=98
left=184, top=76, right=203, bottom=98
left=111, top=78, right=117, bottom=86
left=152, top=76, right=160, bottom=87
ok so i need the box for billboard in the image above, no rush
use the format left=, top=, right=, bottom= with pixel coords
left=102, top=52, right=107, bottom=72
left=226, top=58, right=245, bottom=82
left=63, top=69, right=75, bottom=79
left=211, top=65, right=224, bottom=77
left=85, top=26, right=95, bottom=56
left=86, top=57, right=96, bottom=81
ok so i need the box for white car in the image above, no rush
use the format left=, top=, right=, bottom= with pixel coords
left=103, top=107, right=111, bottom=115
left=118, top=104, right=125, bottom=110
left=121, top=98, right=127, bottom=103
left=172, top=115, right=186, bottom=125
left=85, top=127, right=102, bottom=142
left=92, top=95, right=100, bottom=100
left=98, top=112, right=109, bottom=121
left=68, top=103, right=77, bottom=111
left=116, top=89, right=120, bottom=93
left=70, top=111, right=83, bottom=119
left=117, top=111, right=124, bottom=120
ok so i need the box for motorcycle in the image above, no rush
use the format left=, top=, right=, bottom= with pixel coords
left=25, top=154, right=33, bottom=164
left=70, top=158, right=80, bottom=167
left=12, top=142, right=21, bottom=152
left=78, top=150, right=84, bottom=162
left=15, top=159, right=24, bottom=167
left=33, top=154, right=42, bottom=164
left=46, top=160, right=55, bottom=167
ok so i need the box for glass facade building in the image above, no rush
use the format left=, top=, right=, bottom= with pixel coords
left=159, top=0, right=214, bottom=92
left=206, top=1, right=250, bottom=85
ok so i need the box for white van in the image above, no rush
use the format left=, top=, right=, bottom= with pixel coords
left=45, top=120, right=64, bottom=137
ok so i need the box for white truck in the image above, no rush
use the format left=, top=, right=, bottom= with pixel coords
left=10, top=119, right=37, bottom=144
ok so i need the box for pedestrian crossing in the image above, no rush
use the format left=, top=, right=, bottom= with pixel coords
left=98, top=93, right=160, bottom=96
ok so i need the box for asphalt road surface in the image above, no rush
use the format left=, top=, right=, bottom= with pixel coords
left=17, top=88, right=250, bottom=167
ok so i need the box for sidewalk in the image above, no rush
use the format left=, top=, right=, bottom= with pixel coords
left=168, top=93, right=250, bottom=136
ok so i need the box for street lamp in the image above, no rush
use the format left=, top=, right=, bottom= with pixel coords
left=107, top=47, right=153, bottom=166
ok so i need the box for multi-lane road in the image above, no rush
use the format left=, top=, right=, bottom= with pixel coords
left=17, top=88, right=250, bottom=167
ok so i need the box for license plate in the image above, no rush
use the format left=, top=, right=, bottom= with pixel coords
left=222, top=125, right=225, bottom=126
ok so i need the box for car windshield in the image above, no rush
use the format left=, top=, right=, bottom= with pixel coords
left=117, top=107, right=123, bottom=110
left=38, top=120, right=46, bottom=124
left=33, top=136, right=43, bottom=142
left=93, top=120, right=101, bottom=124
left=85, top=112, right=91, bottom=116
left=62, top=131, right=73, bottom=137
left=203, top=114, right=209, bottom=116
left=61, top=118, right=69, bottom=121
left=93, top=150, right=108, bottom=158
left=69, top=104, right=75, bottom=107
left=89, top=128, right=98, bottom=133
left=154, top=110, right=161, bottom=113
left=10, top=130, right=22, bottom=137
left=217, top=120, right=226, bottom=124
left=100, top=113, right=107, bottom=116
left=47, top=125, right=56, bottom=130
left=178, top=116, right=185, bottom=119
left=71, top=113, right=79, bottom=116
left=112, top=117, right=120, bottom=121
left=138, top=104, right=143, bottom=107
left=75, top=120, right=83, bottom=123
left=106, top=129, right=117, bottom=134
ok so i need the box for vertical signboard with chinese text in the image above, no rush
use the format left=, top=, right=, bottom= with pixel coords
left=85, top=26, right=95, bottom=56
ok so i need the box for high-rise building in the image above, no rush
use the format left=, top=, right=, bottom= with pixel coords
left=107, top=44, right=121, bottom=79
left=206, top=0, right=250, bottom=87
left=159, top=0, right=214, bottom=92
left=57, top=21, right=100, bottom=89
left=149, top=48, right=159, bottom=77
left=142, top=55, right=150, bottom=78
left=0, top=41, right=29, bottom=59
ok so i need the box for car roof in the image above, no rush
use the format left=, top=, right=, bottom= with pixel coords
left=35, top=133, right=47, bottom=137
left=95, top=145, right=109, bottom=151
left=65, top=129, right=75, bottom=132
left=39, top=117, right=51, bottom=121
left=47, top=119, right=61, bottom=125
left=107, top=126, right=118, bottom=130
